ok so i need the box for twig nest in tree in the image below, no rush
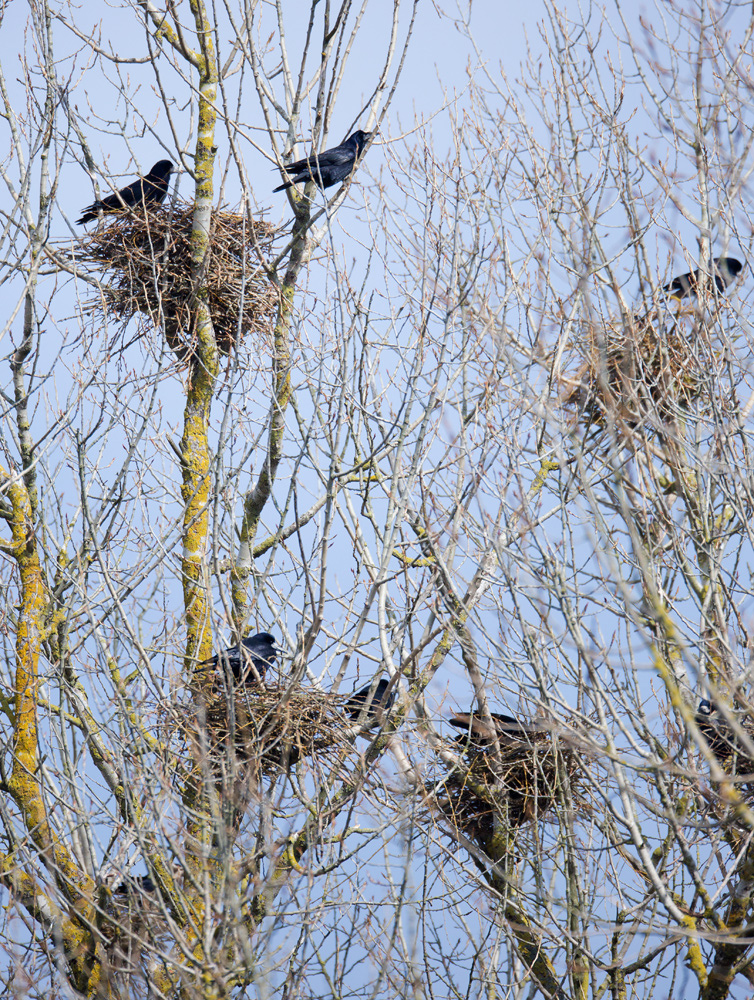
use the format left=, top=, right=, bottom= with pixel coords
left=77, top=202, right=279, bottom=357
left=189, top=683, right=357, bottom=775
left=694, top=701, right=754, bottom=792
left=562, top=309, right=717, bottom=431
left=433, top=727, right=584, bottom=833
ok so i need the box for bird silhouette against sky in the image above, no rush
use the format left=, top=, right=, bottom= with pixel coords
left=274, top=130, right=373, bottom=193
left=199, top=631, right=278, bottom=684
left=343, top=676, right=395, bottom=726
left=448, top=709, right=542, bottom=744
left=662, top=256, right=743, bottom=300
left=77, top=159, right=174, bottom=224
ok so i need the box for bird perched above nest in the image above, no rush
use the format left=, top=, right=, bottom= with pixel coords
left=189, top=657, right=395, bottom=774
left=343, top=677, right=395, bottom=727
left=198, top=631, right=278, bottom=685
left=562, top=253, right=746, bottom=434
left=113, top=874, right=156, bottom=898
left=274, top=130, right=373, bottom=192
left=662, top=256, right=743, bottom=300
left=77, top=159, right=174, bottom=224
left=438, top=707, right=583, bottom=831
left=448, top=709, right=544, bottom=744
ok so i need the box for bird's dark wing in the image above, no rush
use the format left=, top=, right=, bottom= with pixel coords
left=196, top=631, right=277, bottom=683
left=663, top=256, right=744, bottom=299
left=280, top=142, right=354, bottom=177
left=274, top=133, right=371, bottom=192
left=114, top=874, right=156, bottom=897
left=103, top=178, right=145, bottom=210
left=449, top=710, right=533, bottom=743
left=238, top=632, right=277, bottom=680
left=279, top=153, right=320, bottom=176
left=77, top=160, right=172, bottom=224
left=77, top=178, right=145, bottom=223
left=115, top=177, right=146, bottom=208
left=141, top=179, right=168, bottom=206
left=344, top=677, right=395, bottom=723
left=310, top=145, right=357, bottom=169
left=490, top=711, right=524, bottom=728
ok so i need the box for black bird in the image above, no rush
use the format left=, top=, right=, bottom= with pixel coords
left=695, top=698, right=730, bottom=756
left=662, top=256, right=743, bottom=300
left=77, top=158, right=174, bottom=224
left=273, top=130, right=373, bottom=193
left=694, top=698, right=754, bottom=770
left=199, top=631, right=278, bottom=684
left=448, top=710, right=539, bottom=744
left=114, top=873, right=156, bottom=897
left=446, top=709, right=570, bottom=828
left=344, top=676, right=395, bottom=725
left=695, top=698, right=721, bottom=746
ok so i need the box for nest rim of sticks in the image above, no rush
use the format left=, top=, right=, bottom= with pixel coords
left=434, top=729, right=583, bottom=832
left=76, top=200, right=280, bottom=357
left=562, top=309, right=717, bottom=430
left=187, top=682, right=359, bottom=774
left=693, top=707, right=754, bottom=794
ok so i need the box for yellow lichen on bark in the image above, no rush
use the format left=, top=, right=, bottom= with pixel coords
left=180, top=19, right=218, bottom=673
left=180, top=377, right=216, bottom=671
left=3, top=474, right=103, bottom=991
left=166, top=15, right=239, bottom=996
left=7, top=476, right=45, bottom=793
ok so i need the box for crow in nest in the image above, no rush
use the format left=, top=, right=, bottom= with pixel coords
left=448, top=709, right=543, bottom=744
left=443, top=708, right=579, bottom=829
left=77, top=158, right=174, bottom=224
left=114, top=874, right=156, bottom=898
left=694, top=698, right=754, bottom=775
left=274, top=130, right=373, bottom=193
left=662, top=256, right=743, bottom=300
left=343, top=676, right=395, bottom=726
left=198, top=631, right=278, bottom=685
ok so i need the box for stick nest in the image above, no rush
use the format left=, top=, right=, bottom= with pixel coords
left=188, top=683, right=356, bottom=774
left=695, top=716, right=754, bottom=791
left=434, top=730, right=583, bottom=833
left=562, top=310, right=714, bottom=430
left=77, top=202, right=279, bottom=356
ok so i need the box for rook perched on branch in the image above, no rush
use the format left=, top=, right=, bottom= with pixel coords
left=77, top=159, right=174, bottom=224
left=274, top=131, right=373, bottom=193
left=344, top=677, right=395, bottom=726
left=662, top=256, right=743, bottom=300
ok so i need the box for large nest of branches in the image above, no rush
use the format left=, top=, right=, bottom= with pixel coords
left=433, top=730, right=584, bottom=834
left=694, top=707, right=754, bottom=792
left=99, top=881, right=166, bottom=984
left=78, top=202, right=279, bottom=356
left=188, top=683, right=356, bottom=775
left=562, top=309, right=714, bottom=430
